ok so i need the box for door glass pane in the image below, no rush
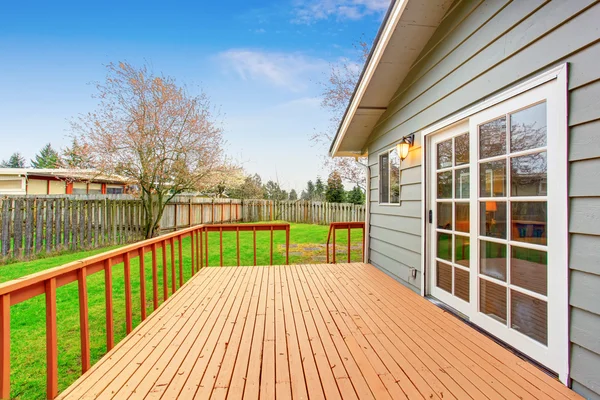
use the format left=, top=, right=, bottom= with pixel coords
left=480, top=279, right=507, bottom=324
left=480, top=201, right=507, bottom=238
left=480, top=160, right=506, bottom=197
left=437, top=232, right=452, bottom=261
left=455, top=268, right=470, bottom=302
left=511, top=247, right=547, bottom=295
left=480, top=241, right=506, bottom=281
left=511, top=202, right=547, bottom=245
left=455, top=133, right=469, bottom=166
left=437, top=171, right=452, bottom=199
left=510, top=102, right=547, bottom=152
left=437, top=203, right=452, bottom=230
left=437, top=140, right=452, bottom=169
left=437, top=261, right=452, bottom=293
left=511, top=152, right=547, bottom=196
left=511, top=290, right=547, bottom=345
left=455, top=235, right=470, bottom=268
left=479, top=117, right=507, bottom=159
left=455, top=203, right=470, bottom=233
left=455, top=167, right=470, bottom=199
left=390, top=149, right=400, bottom=203
left=380, top=153, right=389, bottom=202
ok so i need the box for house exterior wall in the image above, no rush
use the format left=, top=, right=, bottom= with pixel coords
left=363, top=1, right=600, bottom=397
left=27, top=179, right=47, bottom=195
left=48, top=180, right=66, bottom=194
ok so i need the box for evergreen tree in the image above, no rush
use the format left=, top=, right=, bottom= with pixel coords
left=30, top=143, right=61, bottom=168
left=289, top=189, right=298, bottom=201
left=300, top=190, right=308, bottom=200
left=347, top=185, right=365, bottom=205
left=229, top=173, right=264, bottom=199
left=0, top=152, right=27, bottom=168
left=304, top=180, right=315, bottom=200
left=62, top=138, right=93, bottom=169
left=326, top=171, right=345, bottom=203
left=263, top=180, right=287, bottom=201
left=314, top=177, right=326, bottom=201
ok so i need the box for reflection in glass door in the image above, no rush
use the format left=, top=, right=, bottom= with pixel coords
left=477, top=102, right=549, bottom=345
left=431, top=126, right=471, bottom=313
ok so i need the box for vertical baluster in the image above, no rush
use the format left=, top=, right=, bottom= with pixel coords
left=78, top=268, right=90, bottom=373
left=196, top=230, right=200, bottom=272
left=45, top=278, right=58, bottom=399
left=152, top=243, right=158, bottom=310
left=0, top=294, right=10, bottom=400
left=190, top=231, right=195, bottom=276
left=178, top=237, right=183, bottom=287
left=285, top=226, right=290, bottom=265
left=236, top=227, right=240, bottom=267
left=162, top=241, right=168, bottom=301
left=270, top=226, right=273, bottom=265
left=124, top=252, right=132, bottom=333
left=362, top=225, right=366, bottom=263
left=347, top=226, right=351, bottom=263
left=205, top=229, right=209, bottom=267
left=199, top=229, right=204, bottom=270
left=253, top=227, right=257, bottom=266
left=104, top=259, right=114, bottom=351
left=170, top=238, right=176, bottom=293
left=219, top=228, right=223, bottom=267
left=139, top=248, right=146, bottom=321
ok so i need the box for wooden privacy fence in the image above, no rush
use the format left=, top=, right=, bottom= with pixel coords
left=1, top=195, right=364, bottom=261
left=0, top=196, right=144, bottom=260
left=0, top=222, right=290, bottom=399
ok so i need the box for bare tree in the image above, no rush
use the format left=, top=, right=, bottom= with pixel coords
left=312, top=41, right=369, bottom=190
left=72, top=62, right=231, bottom=238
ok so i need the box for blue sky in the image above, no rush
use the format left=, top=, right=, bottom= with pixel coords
left=0, top=0, right=387, bottom=192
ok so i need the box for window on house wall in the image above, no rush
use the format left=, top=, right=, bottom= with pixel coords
left=107, top=187, right=124, bottom=194
left=379, top=148, right=400, bottom=204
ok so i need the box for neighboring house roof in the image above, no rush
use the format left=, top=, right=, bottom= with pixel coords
left=329, top=0, right=455, bottom=157
left=0, top=168, right=130, bottom=184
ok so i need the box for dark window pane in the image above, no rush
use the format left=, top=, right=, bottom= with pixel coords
left=480, top=117, right=507, bottom=159
left=455, top=133, right=469, bottom=166
left=455, top=235, right=470, bottom=268
left=379, top=153, right=389, bottom=203
left=455, top=268, right=470, bottom=302
left=437, top=139, right=452, bottom=169
left=480, top=240, right=507, bottom=281
left=480, top=279, right=507, bottom=324
left=510, top=102, right=547, bottom=153
left=511, top=202, right=547, bottom=245
left=437, top=171, right=452, bottom=199
left=511, top=247, right=547, bottom=295
left=511, top=290, right=547, bottom=345
left=455, top=203, right=470, bottom=233
left=480, top=201, right=507, bottom=239
left=437, top=203, right=452, bottom=230
left=511, top=152, right=547, bottom=196
left=480, top=160, right=506, bottom=197
left=455, top=167, right=470, bottom=199
left=436, top=261, right=452, bottom=293
left=390, top=149, right=400, bottom=203
left=437, top=232, right=452, bottom=262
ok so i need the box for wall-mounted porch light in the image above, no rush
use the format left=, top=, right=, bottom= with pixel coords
left=396, top=134, right=415, bottom=161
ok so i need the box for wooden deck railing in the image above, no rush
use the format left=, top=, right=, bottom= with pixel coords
left=326, top=221, right=365, bottom=264
left=0, top=222, right=289, bottom=399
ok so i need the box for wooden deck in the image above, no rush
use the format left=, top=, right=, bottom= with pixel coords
left=57, top=263, right=581, bottom=399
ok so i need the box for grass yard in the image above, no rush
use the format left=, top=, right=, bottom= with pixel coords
left=1, top=222, right=363, bottom=399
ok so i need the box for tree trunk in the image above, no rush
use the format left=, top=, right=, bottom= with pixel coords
left=142, top=192, right=166, bottom=239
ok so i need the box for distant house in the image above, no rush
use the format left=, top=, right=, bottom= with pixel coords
left=0, top=168, right=129, bottom=195
left=330, top=1, right=600, bottom=398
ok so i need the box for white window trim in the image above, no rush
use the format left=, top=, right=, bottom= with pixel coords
left=378, top=147, right=401, bottom=206
left=419, top=64, right=569, bottom=384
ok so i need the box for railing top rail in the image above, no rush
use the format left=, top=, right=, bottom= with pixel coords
left=329, top=221, right=365, bottom=229
left=203, top=223, right=290, bottom=232
left=0, top=224, right=204, bottom=299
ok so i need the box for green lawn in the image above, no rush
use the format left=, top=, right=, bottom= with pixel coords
left=1, top=222, right=363, bottom=399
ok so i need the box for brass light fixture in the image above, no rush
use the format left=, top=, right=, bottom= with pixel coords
left=396, top=134, right=414, bottom=161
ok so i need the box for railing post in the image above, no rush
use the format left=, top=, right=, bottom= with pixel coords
left=104, top=259, right=114, bottom=351
left=270, top=226, right=273, bottom=265
left=45, top=278, right=58, bottom=399
left=0, top=294, right=10, bottom=400
left=286, top=226, right=290, bottom=265
left=77, top=267, right=91, bottom=374
left=333, top=228, right=336, bottom=264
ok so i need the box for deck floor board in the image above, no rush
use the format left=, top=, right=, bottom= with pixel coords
left=57, top=263, right=582, bottom=400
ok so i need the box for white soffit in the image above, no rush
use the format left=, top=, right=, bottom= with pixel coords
left=330, top=0, right=454, bottom=157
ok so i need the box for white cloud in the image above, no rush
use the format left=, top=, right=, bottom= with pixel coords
left=217, top=49, right=328, bottom=92
left=291, top=0, right=390, bottom=24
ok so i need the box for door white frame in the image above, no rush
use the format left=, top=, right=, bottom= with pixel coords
left=419, top=64, right=569, bottom=383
